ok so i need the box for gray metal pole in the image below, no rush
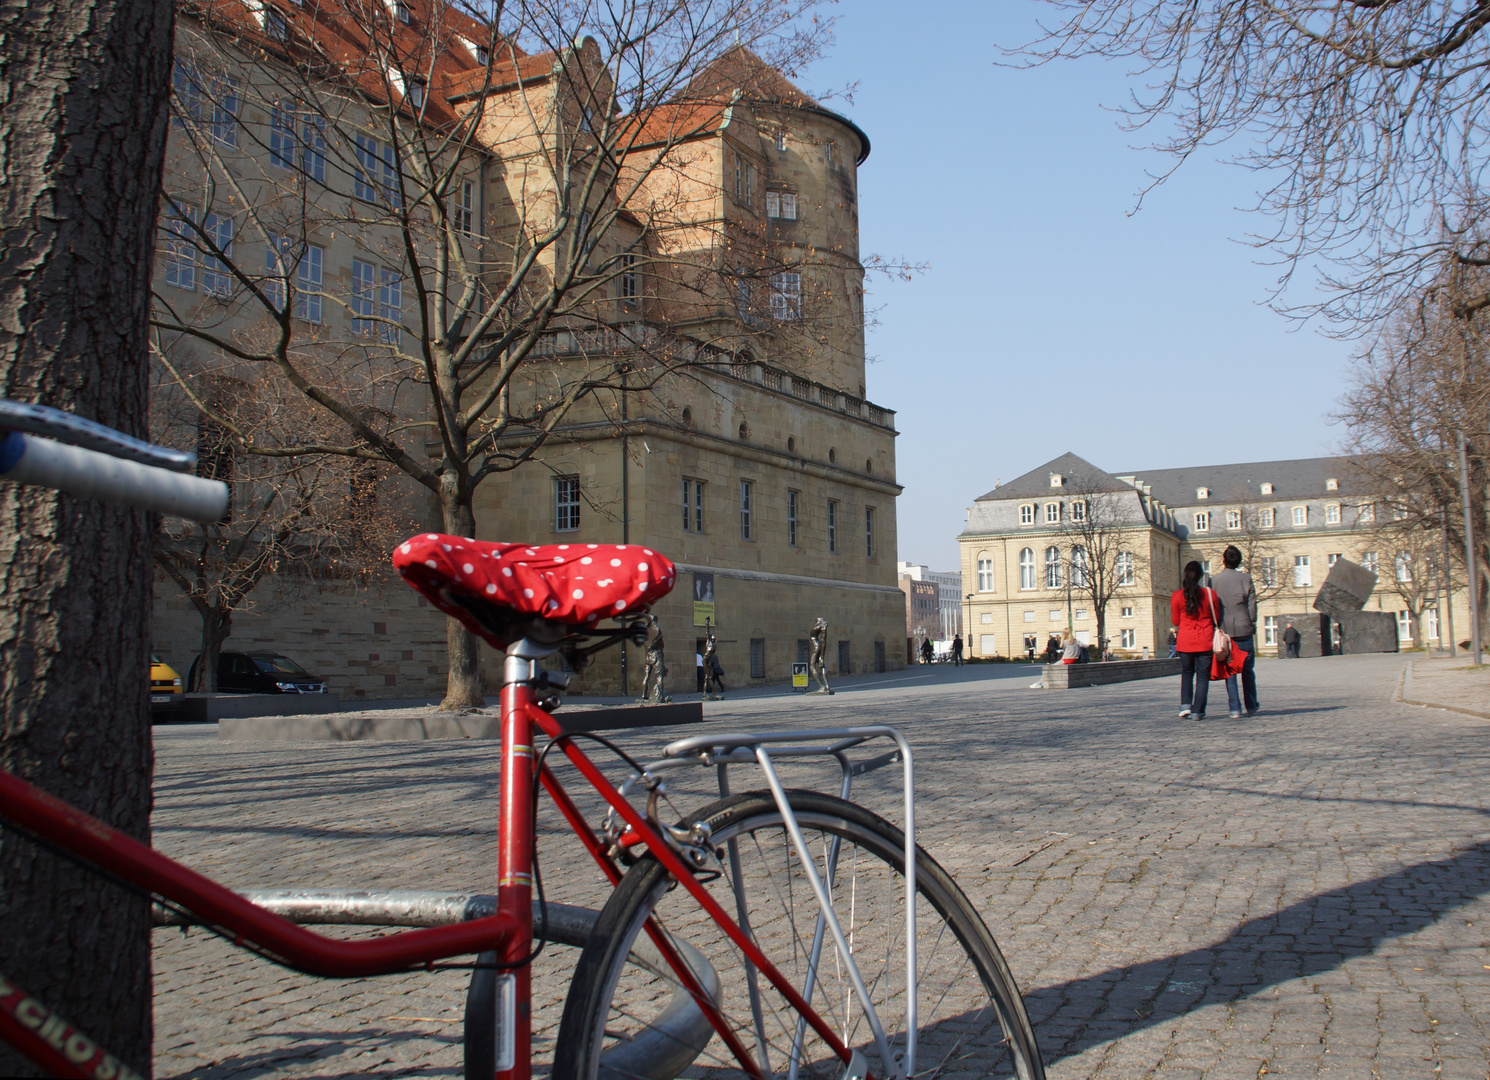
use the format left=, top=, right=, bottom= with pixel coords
left=1442, top=506, right=1457, bottom=658
left=1457, top=431, right=1482, bottom=664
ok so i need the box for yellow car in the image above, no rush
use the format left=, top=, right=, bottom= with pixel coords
left=151, top=654, right=184, bottom=710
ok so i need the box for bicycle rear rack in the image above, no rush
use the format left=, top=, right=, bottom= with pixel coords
left=619, top=726, right=918, bottom=1080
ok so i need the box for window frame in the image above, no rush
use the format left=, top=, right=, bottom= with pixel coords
left=200, top=211, right=235, bottom=298
left=977, top=558, right=994, bottom=593
left=554, top=475, right=581, bottom=532
left=1293, top=554, right=1311, bottom=588
left=864, top=506, right=875, bottom=558
left=1292, top=505, right=1308, bottom=527
left=787, top=489, right=799, bottom=547
left=1193, top=510, right=1210, bottom=533
left=1019, top=504, right=1035, bottom=526
left=1044, top=501, right=1061, bottom=525
left=619, top=252, right=639, bottom=308
left=770, top=272, right=801, bottom=320
left=827, top=500, right=837, bottom=553
left=1259, top=508, right=1275, bottom=528
left=1325, top=503, right=1341, bottom=525
left=1044, top=545, right=1062, bottom=589
left=1019, top=547, right=1036, bottom=590
left=1116, top=550, right=1134, bottom=586
left=739, top=479, right=753, bottom=541
left=162, top=203, right=197, bottom=291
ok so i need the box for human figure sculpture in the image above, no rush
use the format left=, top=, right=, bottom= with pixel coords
left=639, top=614, right=670, bottom=703
left=808, top=617, right=834, bottom=695
left=702, top=625, right=726, bottom=700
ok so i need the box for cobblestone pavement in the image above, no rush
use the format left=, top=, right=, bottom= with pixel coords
left=151, top=653, right=1490, bottom=1078
left=1402, top=656, right=1490, bottom=720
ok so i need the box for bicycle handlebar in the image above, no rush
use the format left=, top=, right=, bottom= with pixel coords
left=0, top=400, right=196, bottom=472
left=0, top=430, right=229, bottom=523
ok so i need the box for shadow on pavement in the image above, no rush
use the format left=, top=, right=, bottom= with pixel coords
left=1023, top=838, right=1490, bottom=1065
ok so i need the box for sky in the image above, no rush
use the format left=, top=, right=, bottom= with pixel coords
left=793, top=1, right=1362, bottom=571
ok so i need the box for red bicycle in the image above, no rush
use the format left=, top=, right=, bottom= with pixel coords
left=0, top=403, right=1044, bottom=1079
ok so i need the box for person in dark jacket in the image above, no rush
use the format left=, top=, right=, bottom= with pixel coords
left=1211, top=545, right=1260, bottom=717
left=1282, top=622, right=1301, bottom=658
left=1170, top=560, right=1221, bottom=721
left=951, top=634, right=964, bottom=665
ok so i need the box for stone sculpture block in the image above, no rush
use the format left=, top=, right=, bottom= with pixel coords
left=1312, top=558, right=1378, bottom=618
left=1338, top=610, right=1400, bottom=654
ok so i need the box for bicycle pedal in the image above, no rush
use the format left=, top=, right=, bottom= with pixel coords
left=838, top=1049, right=869, bottom=1080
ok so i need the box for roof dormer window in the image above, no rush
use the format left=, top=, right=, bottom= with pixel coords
left=1049, top=473, right=1063, bottom=488
left=1196, top=487, right=1209, bottom=499
left=407, top=79, right=426, bottom=109
left=264, top=6, right=287, bottom=39
left=394, top=0, right=411, bottom=23
left=1260, top=482, right=1273, bottom=495
left=1326, top=477, right=1339, bottom=491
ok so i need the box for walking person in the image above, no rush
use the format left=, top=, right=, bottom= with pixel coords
left=1170, top=560, right=1221, bottom=721
left=1212, top=545, right=1260, bottom=718
left=920, top=638, right=934, bottom=665
left=951, top=634, right=964, bottom=666
left=1059, top=628, right=1081, bottom=665
left=1166, top=627, right=1178, bottom=659
left=1282, top=622, right=1301, bottom=659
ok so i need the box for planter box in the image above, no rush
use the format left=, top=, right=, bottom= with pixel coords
left=177, top=692, right=340, bottom=724
left=1042, top=659, right=1181, bottom=689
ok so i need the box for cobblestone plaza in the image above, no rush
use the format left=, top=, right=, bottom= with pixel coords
left=152, top=654, right=1490, bottom=1078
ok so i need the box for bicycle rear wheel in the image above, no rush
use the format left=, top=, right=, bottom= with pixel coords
left=555, top=790, right=1044, bottom=1079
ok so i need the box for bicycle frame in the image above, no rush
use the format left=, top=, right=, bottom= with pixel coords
left=0, top=634, right=867, bottom=1080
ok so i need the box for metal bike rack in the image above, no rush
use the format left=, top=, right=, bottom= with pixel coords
left=153, top=890, right=719, bottom=1080
left=615, top=725, right=919, bottom=1080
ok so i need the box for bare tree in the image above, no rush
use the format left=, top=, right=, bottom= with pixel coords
left=1215, top=489, right=1293, bottom=605
left=1338, top=294, right=1489, bottom=642
left=151, top=355, right=418, bottom=690
left=0, top=0, right=173, bottom=1071
left=1377, top=518, right=1443, bottom=646
left=152, top=0, right=893, bottom=709
left=1059, top=473, right=1149, bottom=657
left=1013, top=2, right=1490, bottom=328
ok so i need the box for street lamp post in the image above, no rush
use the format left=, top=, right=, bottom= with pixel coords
left=964, top=594, right=973, bottom=656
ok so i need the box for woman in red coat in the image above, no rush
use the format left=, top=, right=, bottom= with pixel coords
left=1170, top=560, right=1220, bottom=720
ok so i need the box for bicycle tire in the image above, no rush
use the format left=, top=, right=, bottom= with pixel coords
left=554, top=789, right=1044, bottom=1079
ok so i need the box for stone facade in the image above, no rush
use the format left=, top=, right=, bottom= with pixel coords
left=959, top=452, right=1479, bottom=658
left=149, top=13, right=903, bottom=696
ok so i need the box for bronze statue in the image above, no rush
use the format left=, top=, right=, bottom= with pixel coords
left=808, top=617, right=833, bottom=694
left=638, top=614, right=670, bottom=703
left=702, top=624, right=725, bottom=700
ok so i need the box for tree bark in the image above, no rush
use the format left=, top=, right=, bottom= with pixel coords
left=438, top=492, right=485, bottom=710
left=0, top=0, right=173, bottom=1073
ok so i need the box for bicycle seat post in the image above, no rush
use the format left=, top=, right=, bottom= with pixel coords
left=493, top=630, right=558, bottom=1077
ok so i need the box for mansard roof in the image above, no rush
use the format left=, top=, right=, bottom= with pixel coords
left=974, top=452, right=1131, bottom=501
left=1116, top=456, right=1371, bottom=508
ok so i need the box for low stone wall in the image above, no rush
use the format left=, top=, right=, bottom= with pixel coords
left=1042, top=659, right=1181, bottom=689
left=174, top=693, right=341, bottom=724
left=219, top=701, right=703, bottom=741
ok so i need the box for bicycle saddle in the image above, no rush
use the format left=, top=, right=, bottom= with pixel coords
left=393, top=533, right=677, bottom=647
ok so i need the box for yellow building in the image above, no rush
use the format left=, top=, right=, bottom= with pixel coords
left=149, top=5, right=904, bottom=697
left=959, top=453, right=1477, bottom=658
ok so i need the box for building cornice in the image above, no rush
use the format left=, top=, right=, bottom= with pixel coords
left=673, top=562, right=900, bottom=595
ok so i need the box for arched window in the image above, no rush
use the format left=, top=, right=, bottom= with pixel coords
left=1070, top=546, right=1088, bottom=587
left=1044, top=546, right=1062, bottom=589
left=977, top=554, right=994, bottom=592
left=1019, top=548, right=1035, bottom=590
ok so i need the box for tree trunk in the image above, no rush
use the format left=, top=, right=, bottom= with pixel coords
left=438, top=492, right=485, bottom=711
left=0, top=0, right=173, bottom=1073
left=191, top=606, right=230, bottom=692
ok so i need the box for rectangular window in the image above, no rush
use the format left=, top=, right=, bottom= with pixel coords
left=1121, top=629, right=1135, bottom=649
left=270, top=103, right=298, bottom=169
left=1260, top=556, right=1277, bottom=586
left=739, top=480, right=752, bottom=540
left=827, top=140, right=836, bottom=166
left=977, top=558, right=993, bottom=592
left=295, top=243, right=323, bottom=323
left=302, top=114, right=326, bottom=182
left=765, top=191, right=778, bottom=217
left=1023, top=611, right=1035, bottom=623
left=200, top=212, right=234, bottom=297
left=1201, top=559, right=1212, bottom=575
left=1121, top=606, right=1134, bottom=618
left=172, top=59, right=202, bottom=128
left=1226, top=509, right=1241, bottom=530
left=745, top=161, right=754, bottom=199
left=394, top=0, right=411, bottom=23
left=766, top=191, right=797, bottom=219
left=1359, top=503, right=1375, bottom=523
left=1049, top=610, right=1061, bottom=622
left=1045, top=502, right=1060, bottom=524
left=554, top=476, right=580, bottom=531
left=1426, top=607, right=1440, bottom=640
left=377, top=266, right=402, bottom=345
left=787, top=490, right=798, bottom=546
left=1193, top=511, right=1210, bottom=532
left=1020, top=504, right=1034, bottom=526
left=1074, top=609, right=1088, bottom=621
left=1326, top=503, right=1341, bottom=525
left=264, top=6, right=288, bottom=39
left=407, top=80, right=426, bottom=110
left=1070, top=500, right=1086, bottom=523
left=162, top=203, right=196, bottom=291
left=1292, top=506, right=1308, bottom=527
left=210, top=77, right=239, bottom=145
left=454, top=179, right=477, bottom=236
left=1116, top=551, right=1134, bottom=586
left=774, top=128, right=787, bottom=151
left=1260, top=508, right=1275, bottom=528
left=750, top=638, right=766, bottom=679
left=1395, top=552, right=1412, bottom=582
left=1264, top=615, right=1278, bottom=646
left=354, top=133, right=400, bottom=206
left=980, top=634, right=996, bottom=654
left=864, top=507, right=874, bottom=558
left=1293, top=554, right=1311, bottom=588
left=620, top=252, right=638, bottom=307
left=980, top=612, right=993, bottom=624
left=1328, top=552, right=1341, bottom=566
left=681, top=478, right=704, bottom=532
left=770, top=273, right=801, bottom=320
left=1362, top=550, right=1378, bottom=573
left=827, top=500, right=837, bottom=553
left=351, top=258, right=377, bottom=335
left=733, top=154, right=742, bottom=197
left=1396, top=610, right=1412, bottom=642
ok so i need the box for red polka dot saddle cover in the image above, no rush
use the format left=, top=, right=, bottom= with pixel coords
left=393, top=533, right=676, bottom=646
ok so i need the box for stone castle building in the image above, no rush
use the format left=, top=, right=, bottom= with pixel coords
left=959, top=452, right=1477, bottom=658
left=150, top=0, right=904, bottom=696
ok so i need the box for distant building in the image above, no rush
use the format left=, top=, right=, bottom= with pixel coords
left=897, top=576, right=940, bottom=643
left=897, top=562, right=963, bottom=639
left=958, top=451, right=1474, bottom=658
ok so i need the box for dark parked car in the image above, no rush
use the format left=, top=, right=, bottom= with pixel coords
left=190, top=652, right=328, bottom=694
